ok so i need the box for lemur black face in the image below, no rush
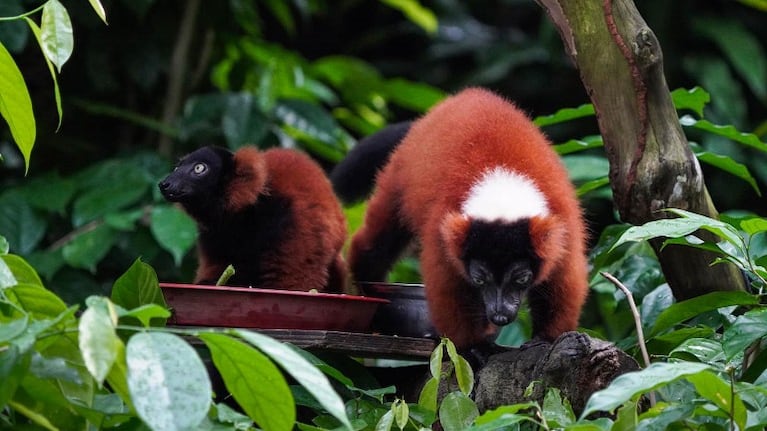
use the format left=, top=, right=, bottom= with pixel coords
left=158, top=146, right=233, bottom=205
left=461, top=219, right=541, bottom=327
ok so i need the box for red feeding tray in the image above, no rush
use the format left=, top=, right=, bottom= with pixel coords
left=159, top=283, right=388, bottom=332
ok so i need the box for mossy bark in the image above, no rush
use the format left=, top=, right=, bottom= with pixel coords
left=536, top=0, right=745, bottom=299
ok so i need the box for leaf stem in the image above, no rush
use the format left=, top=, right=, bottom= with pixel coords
left=0, top=3, right=46, bottom=21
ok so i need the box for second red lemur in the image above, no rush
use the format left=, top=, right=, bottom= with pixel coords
left=333, top=88, right=589, bottom=349
left=159, top=145, right=348, bottom=292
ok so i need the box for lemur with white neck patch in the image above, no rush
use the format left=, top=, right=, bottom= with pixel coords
left=335, top=88, right=589, bottom=350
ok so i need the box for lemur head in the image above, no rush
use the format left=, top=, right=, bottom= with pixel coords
left=439, top=167, right=567, bottom=326
left=158, top=146, right=234, bottom=217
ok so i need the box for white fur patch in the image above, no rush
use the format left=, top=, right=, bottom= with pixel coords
left=461, top=167, right=549, bottom=222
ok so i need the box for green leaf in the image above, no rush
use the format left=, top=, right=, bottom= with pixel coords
left=235, top=329, right=353, bottom=430
left=40, top=0, right=73, bottom=72
left=61, top=224, right=116, bottom=272
left=126, top=332, right=211, bottom=431
left=576, top=177, right=610, bottom=198
left=542, top=388, right=575, bottom=428
left=24, top=17, right=62, bottom=130
left=6, top=283, right=67, bottom=318
left=0, top=344, right=31, bottom=407
left=692, top=17, right=766, bottom=101
left=439, top=392, right=479, bottom=431
left=429, top=339, right=444, bottom=378
left=695, top=151, right=760, bottom=195
left=274, top=99, right=353, bottom=162
left=444, top=338, right=474, bottom=395
left=610, top=208, right=744, bottom=254
left=392, top=399, right=409, bottom=430
left=670, top=87, right=710, bottom=117
left=669, top=338, right=725, bottom=364
left=649, top=291, right=759, bottom=337
left=105, top=340, right=133, bottom=411
left=580, top=362, right=710, bottom=419
left=383, top=78, right=444, bottom=112
left=199, top=333, right=295, bottom=431
left=111, top=258, right=167, bottom=310
left=0, top=192, right=46, bottom=254
left=79, top=296, right=120, bottom=387
left=380, top=0, right=437, bottom=34
left=15, top=172, right=75, bottom=214
left=722, top=308, right=767, bottom=360
left=417, top=376, right=439, bottom=413
left=263, top=0, right=295, bottom=35
left=0, top=40, right=35, bottom=172
left=681, top=115, right=767, bottom=154
left=0, top=316, right=28, bottom=344
left=740, top=217, right=767, bottom=235
left=0, top=235, right=8, bottom=254
left=554, top=135, right=604, bottom=155
left=470, top=404, right=541, bottom=430
left=87, top=0, right=107, bottom=24
left=117, top=303, right=171, bottom=327
left=686, top=370, right=747, bottom=430
left=2, top=253, right=43, bottom=287
left=221, top=92, right=270, bottom=148
left=534, top=103, right=595, bottom=127
left=0, top=256, right=17, bottom=288
left=150, top=205, right=197, bottom=266
left=72, top=178, right=148, bottom=227
left=375, top=410, right=394, bottom=431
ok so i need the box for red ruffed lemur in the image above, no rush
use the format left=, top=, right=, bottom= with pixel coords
left=159, top=145, right=348, bottom=293
left=332, top=88, right=589, bottom=350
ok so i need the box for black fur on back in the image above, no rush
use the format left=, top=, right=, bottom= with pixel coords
left=196, top=193, right=293, bottom=286
left=460, top=219, right=542, bottom=282
left=330, top=121, right=412, bottom=204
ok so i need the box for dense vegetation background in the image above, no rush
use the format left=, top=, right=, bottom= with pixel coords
left=1, top=1, right=767, bottom=429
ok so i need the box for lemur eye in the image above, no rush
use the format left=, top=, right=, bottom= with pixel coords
left=472, top=275, right=486, bottom=286
left=193, top=163, right=207, bottom=174
left=515, top=271, right=532, bottom=285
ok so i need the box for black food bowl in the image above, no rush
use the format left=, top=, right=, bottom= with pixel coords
left=361, top=282, right=436, bottom=339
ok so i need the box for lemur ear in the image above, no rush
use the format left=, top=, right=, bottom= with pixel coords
left=529, top=215, right=567, bottom=283
left=440, top=212, right=471, bottom=273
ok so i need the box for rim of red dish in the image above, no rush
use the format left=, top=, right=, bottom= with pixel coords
left=159, top=282, right=389, bottom=303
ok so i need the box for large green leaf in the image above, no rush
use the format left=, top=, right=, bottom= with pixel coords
left=686, top=370, right=747, bottom=430
left=5, top=283, right=67, bottom=318
left=695, top=151, right=760, bottom=195
left=0, top=192, right=46, bottom=255
left=200, top=332, right=295, bottom=431
left=24, top=17, right=62, bottom=129
left=722, top=308, right=767, bottom=360
left=61, top=224, right=116, bottom=272
left=670, top=87, right=710, bottom=117
left=235, top=329, right=353, bottom=430
left=15, top=172, right=75, bottom=214
left=693, top=17, right=766, bottom=101
left=0, top=40, right=35, bottom=172
left=126, top=332, right=211, bottom=431
left=681, top=115, right=767, bottom=154
left=0, top=344, right=31, bottom=407
left=72, top=179, right=149, bottom=227
left=274, top=99, right=354, bottom=162
left=40, top=0, right=73, bottom=72
left=580, top=362, right=711, bottom=419
left=534, top=103, right=595, bottom=127
left=150, top=205, right=197, bottom=266
left=383, top=78, right=444, bottom=112
left=79, top=296, right=120, bottom=387
left=111, top=258, right=167, bottom=310
left=649, top=291, right=759, bottom=338
left=439, top=392, right=479, bottom=431
left=2, top=253, right=43, bottom=287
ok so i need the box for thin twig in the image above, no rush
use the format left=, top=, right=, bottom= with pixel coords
left=601, top=271, right=655, bottom=407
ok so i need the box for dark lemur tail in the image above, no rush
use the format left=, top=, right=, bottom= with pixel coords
left=330, top=121, right=412, bottom=204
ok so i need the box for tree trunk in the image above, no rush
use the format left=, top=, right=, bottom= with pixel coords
left=535, top=0, right=746, bottom=299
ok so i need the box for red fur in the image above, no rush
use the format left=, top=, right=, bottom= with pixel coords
left=198, top=147, right=348, bottom=293
left=349, top=88, right=589, bottom=347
